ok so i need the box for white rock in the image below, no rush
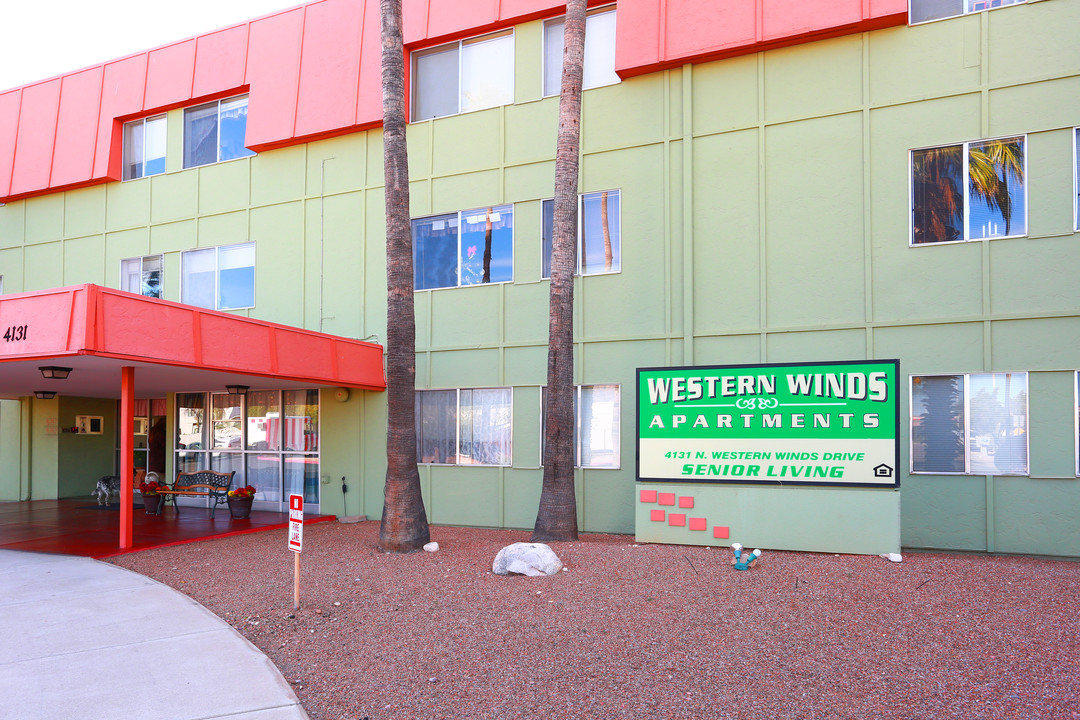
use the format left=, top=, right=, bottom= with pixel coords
left=880, top=552, right=903, bottom=563
left=423, top=541, right=439, bottom=552
left=492, top=542, right=563, bottom=577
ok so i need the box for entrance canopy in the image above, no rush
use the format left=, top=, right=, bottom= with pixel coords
left=0, top=284, right=385, bottom=397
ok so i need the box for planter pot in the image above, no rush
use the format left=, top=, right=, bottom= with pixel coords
left=143, top=495, right=162, bottom=515
left=228, top=497, right=254, bottom=519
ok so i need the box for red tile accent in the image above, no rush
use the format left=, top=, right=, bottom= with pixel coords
left=640, top=489, right=658, bottom=503
left=668, top=513, right=686, bottom=527
left=658, top=493, right=676, bottom=506
left=650, top=509, right=666, bottom=522
left=678, top=496, right=694, bottom=508
left=688, top=517, right=707, bottom=531
left=713, top=526, right=730, bottom=539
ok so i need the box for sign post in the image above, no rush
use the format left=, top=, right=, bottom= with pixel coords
left=288, top=494, right=303, bottom=611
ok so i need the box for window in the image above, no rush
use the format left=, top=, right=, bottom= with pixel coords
left=181, top=243, right=255, bottom=310
left=543, top=6, right=619, bottom=96
left=176, top=389, right=320, bottom=505
left=411, top=31, right=514, bottom=121
left=910, top=0, right=1025, bottom=24
left=413, top=205, right=513, bottom=290
left=911, top=136, right=1026, bottom=245
left=416, top=388, right=512, bottom=465
left=542, top=189, right=621, bottom=277
left=542, top=384, right=621, bottom=468
left=183, top=95, right=255, bottom=169
left=120, top=255, right=163, bottom=298
left=1074, top=128, right=1079, bottom=231
left=910, top=372, right=1028, bottom=475
left=122, top=114, right=167, bottom=180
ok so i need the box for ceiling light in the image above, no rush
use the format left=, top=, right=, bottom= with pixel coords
left=225, top=385, right=250, bottom=396
left=34, top=390, right=57, bottom=400
left=39, top=366, right=72, bottom=380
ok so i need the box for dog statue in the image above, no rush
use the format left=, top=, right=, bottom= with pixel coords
left=91, top=476, right=122, bottom=505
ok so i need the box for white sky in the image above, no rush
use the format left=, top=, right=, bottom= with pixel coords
left=0, top=0, right=306, bottom=92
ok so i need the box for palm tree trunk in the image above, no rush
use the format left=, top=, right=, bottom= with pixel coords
left=533, top=0, right=587, bottom=542
left=379, top=0, right=430, bottom=553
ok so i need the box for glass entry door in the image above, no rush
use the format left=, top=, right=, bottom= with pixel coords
left=175, top=390, right=320, bottom=511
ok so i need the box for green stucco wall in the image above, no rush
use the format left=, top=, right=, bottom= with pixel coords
left=1, top=2, right=1078, bottom=554
left=0, top=399, right=26, bottom=501
left=57, top=397, right=117, bottom=498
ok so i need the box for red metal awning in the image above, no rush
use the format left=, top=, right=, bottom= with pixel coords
left=0, top=284, right=385, bottom=397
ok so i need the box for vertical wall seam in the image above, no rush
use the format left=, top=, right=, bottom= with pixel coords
left=662, top=69, right=672, bottom=366
left=681, top=63, right=694, bottom=366
left=862, top=32, right=875, bottom=359
left=757, top=52, right=767, bottom=362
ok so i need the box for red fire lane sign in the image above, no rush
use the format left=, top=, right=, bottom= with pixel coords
left=288, top=494, right=304, bottom=553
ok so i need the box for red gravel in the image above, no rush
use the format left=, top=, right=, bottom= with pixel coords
left=108, top=521, right=1080, bottom=720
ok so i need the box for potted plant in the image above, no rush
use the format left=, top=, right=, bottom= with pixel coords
left=227, top=485, right=258, bottom=519
left=139, top=479, right=164, bottom=515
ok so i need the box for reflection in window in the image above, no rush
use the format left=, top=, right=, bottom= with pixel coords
left=542, top=384, right=621, bottom=468
left=911, top=373, right=1028, bottom=474
left=413, top=205, right=513, bottom=290
left=911, top=137, right=1026, bottom=244
left=183, top=95, right=255, bottom=169
left=411, top=31, right=514, bottom=121
left=121, top=255, right=163, bottom=298
left=181, top=243, right=255, bottom=311
left=174, top=390, right=321, bottom=504
left=416, top=388, right=512, bottom=465
left=122, top=114, right=167, bottom=180
left=543, top=7, right=619, bottom=97
left=542, top=190, right=621, bottom=277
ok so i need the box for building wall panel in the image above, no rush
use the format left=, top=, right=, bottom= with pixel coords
left=10, top=80, right=61, bottom=197
left=192, top=25, right=250, bottom=100
left=50, top=69, right=104, bottom=189
left=144, top=40, right=198, bottom=111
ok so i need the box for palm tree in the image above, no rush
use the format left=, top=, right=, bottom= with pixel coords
left=533, top=0, right=587, bottom=542
left=378, top=0, right=430, bottom=553
left=968, top=138, right=1024, bottom=236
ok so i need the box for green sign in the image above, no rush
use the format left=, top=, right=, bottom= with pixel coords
left=637, top=360, right=900, bottom=487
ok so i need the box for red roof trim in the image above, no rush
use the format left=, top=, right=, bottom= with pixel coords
left=1, top=0, right=910, bottom=203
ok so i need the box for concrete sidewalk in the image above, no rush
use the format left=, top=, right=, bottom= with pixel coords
left=0, top=549, right=308, bottom=720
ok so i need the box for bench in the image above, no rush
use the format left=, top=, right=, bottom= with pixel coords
left=158, top=470, right=235, bottom=518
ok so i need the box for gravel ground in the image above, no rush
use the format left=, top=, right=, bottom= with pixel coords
left=108, top=521, right=1080, bottom=720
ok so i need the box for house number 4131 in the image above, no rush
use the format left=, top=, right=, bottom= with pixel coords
left=3, top=325, right=28, bottom=342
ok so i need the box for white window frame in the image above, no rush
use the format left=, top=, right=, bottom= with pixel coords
left=909, top=0, right=1027, bottom=25
left=410, top=29, right=515, bottom=122
left=541, top=384, right=622, bottom=469
left=1073, top=127, right=1079, bottom=232
left=182, top=94, right=255, bottom=169
left=542, top=5, right=619, bottom=97
left=120, top=254, right=164, bottom=298
left=542, top=189, right=622, bottom=278
left=909, top=135, right=1028, bottom=247
left=416, top=388, right=513, bottom=466
left=909, top=372, right=1030, bottom=476
left=412, top=205, right=515, bottom=290
left=122, top=114, right=167, bottom=181
left=1075, top=371, right=1080, bottom=476
left=180, top=242, right=256, bottom=311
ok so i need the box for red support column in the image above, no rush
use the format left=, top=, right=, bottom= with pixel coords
left=119, top=366, right=135, bottom=549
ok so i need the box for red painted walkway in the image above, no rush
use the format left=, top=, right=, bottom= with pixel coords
left=0, top=499, right=334, bottom=559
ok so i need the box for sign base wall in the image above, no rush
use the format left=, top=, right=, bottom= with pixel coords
left=635, top=483, right=900, bottom=555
